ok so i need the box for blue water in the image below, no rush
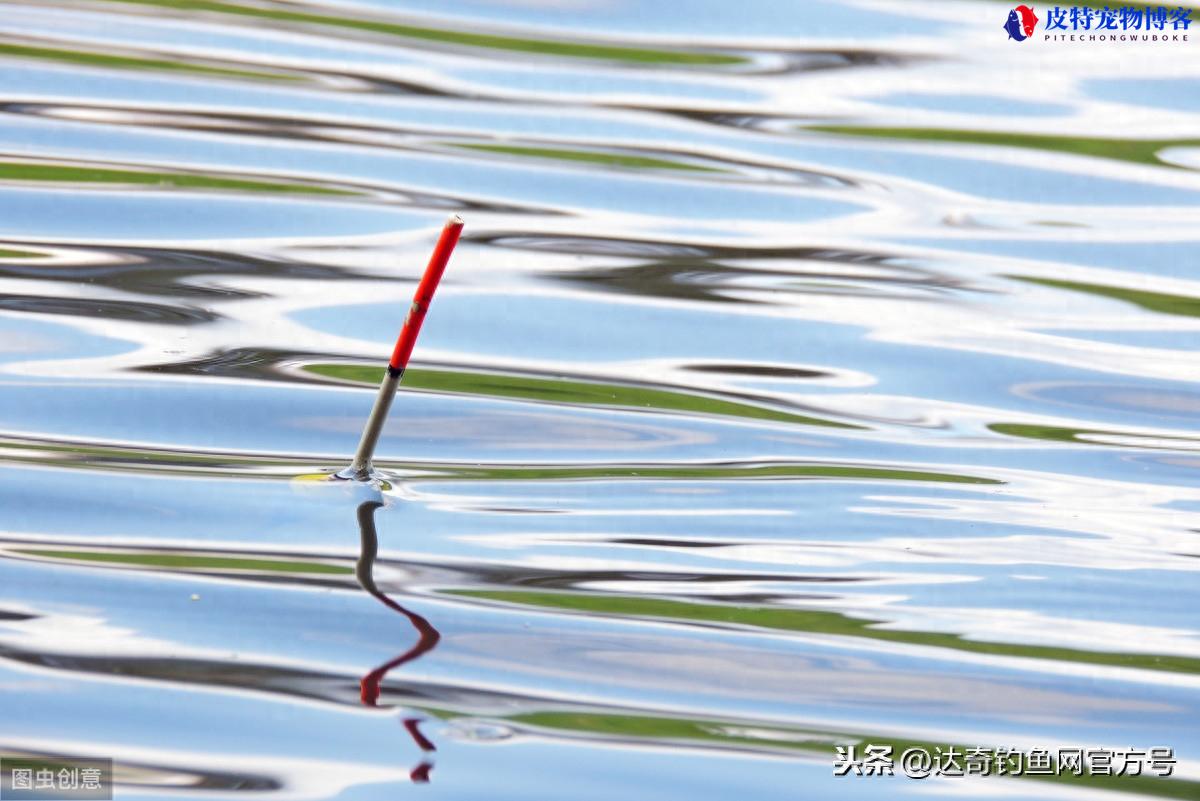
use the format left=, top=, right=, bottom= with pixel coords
left=0, top=1, right=1197, bottom=799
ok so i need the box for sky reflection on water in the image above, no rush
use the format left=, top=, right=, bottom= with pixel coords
left=0, top=1, right=1198, bottom=799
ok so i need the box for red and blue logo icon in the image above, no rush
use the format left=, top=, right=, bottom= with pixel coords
left=1004, top=5, right=1040, bottom=40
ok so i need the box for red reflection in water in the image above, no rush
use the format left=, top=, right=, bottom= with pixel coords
left=355, top=500, right=442, bottom=781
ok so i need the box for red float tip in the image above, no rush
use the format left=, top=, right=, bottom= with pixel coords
left=387, top=217, right=464, bottom=372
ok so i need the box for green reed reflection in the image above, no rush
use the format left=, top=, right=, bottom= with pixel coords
left=0, top=42, right=291, bottom=81
left=0, top=161, right=356, bottom=196
left=450, top=143, right=723, bottom=173
left=515, top=710, right=836, bottom=752
left=15, top=548, right=352, bottom=575
left=989, top=422, right=1199, bottom=451
left=1010, top=275, right=1200, bottom=318
left=0, top=434, right=999, bottom=485
left=429, top=462, right=999, bottom=483
left=453, top=589, right=1200, bottom=675
left=510, top=710, right=1196, bottom=798
left=306, top=363, right=859, bottom=429
left=811, top=125, right=1200, bottom=169
left=103, top=0, right=744, bottom=65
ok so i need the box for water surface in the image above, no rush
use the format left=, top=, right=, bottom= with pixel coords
left=1, top=1, right=1198, bottom=799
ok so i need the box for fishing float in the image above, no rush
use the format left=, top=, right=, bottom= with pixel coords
left=336, top=214, right=464, bottom=482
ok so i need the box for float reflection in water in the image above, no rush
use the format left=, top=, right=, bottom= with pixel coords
left=355, top=497, right=441, bottom=784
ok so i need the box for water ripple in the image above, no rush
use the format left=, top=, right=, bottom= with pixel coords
left=0, top=1, right=1197, bottom=798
